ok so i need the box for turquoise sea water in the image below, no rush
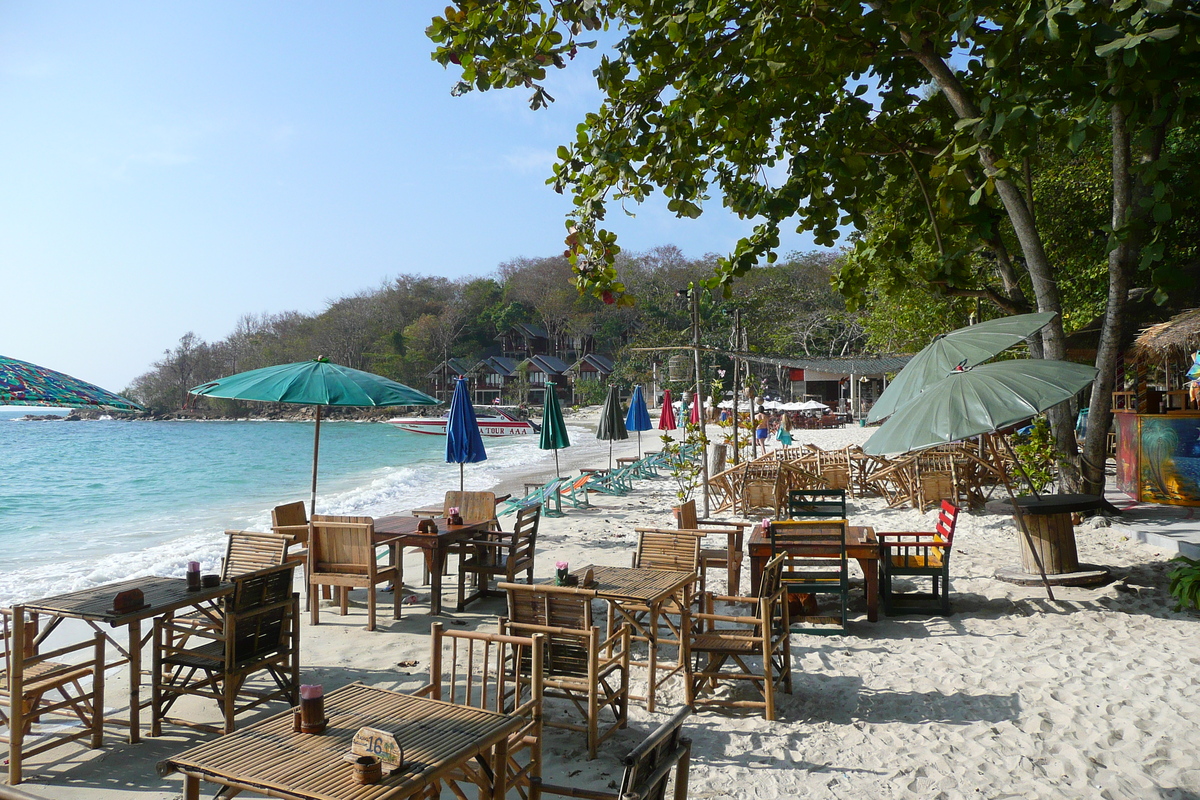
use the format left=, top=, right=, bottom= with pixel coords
left=0, top=407, right=564, bottom=605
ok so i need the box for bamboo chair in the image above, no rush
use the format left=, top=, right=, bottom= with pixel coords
left=309, top=515, right=399, bottom=631
left=437, top=490, right=502, bottom=584
left=878, top=501, right=960, bottom=616
left=456, top=504, right=540, bottom=611
left=770, top=519, right=850, bottom=633
left=414, top=622, right=544, bottom=800
left=176, top=530, right=292, bottom=629
left=533, top=705, right=692, bottom=800
left=1, top=607, right=104, bottom=784
left=152, top=563, right=299, bottom=735
left=674, top=499, right=747, bottom=595
left=738, top=461, right=784, bottom=517
left=499, top=583, right=630, bottom=760
left=682, top=552, right=792, bottom=720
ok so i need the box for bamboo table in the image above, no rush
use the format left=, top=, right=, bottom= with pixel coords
left=373, top=516, right=492, bottom=615
left=160, top=682, right=523, bottom=800
left=746, top=526, right=880, bottom=622
left=572, top=565, right=696, bottom=713
left=24, top=576, right=232, bottom=743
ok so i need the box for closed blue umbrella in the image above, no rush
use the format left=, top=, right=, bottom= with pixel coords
left=446, top=377, right=486, bottom=490
left=625, top=384, right=653, bottom=458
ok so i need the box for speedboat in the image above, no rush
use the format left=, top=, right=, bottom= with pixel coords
left=386, top=405, right=540, bottom=437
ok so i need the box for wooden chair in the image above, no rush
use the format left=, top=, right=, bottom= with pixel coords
left=1, top=607, right=104, bottom=784
left=499, top=583, right=630, bottom=760
left=456, top=504, right=541, bottom=612
left=878, top=501, right=960, bottom=616
left=414, top=622, right=544, bottom=800
left=738, top=461, right=784, bottom=517
left=682, top=552, right=792, bottom=720
left=770, top=519, right=849, bottom=633
left=674, top=499, right=748, bottom=595
left=630, top=528, right=703, bottom=598
left=308, top=515, right=399, bottom=631
left=219, top=530, right=291, bottom=580
left=785, top=489, right=847, bottom=519
left=272, top=501, right=316, bottom=602
left=533, top=705, right=692, bottom=800
left=152, top=563, right=299, bottom=735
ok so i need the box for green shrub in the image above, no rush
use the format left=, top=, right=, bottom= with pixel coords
left=1168, top=555, right=1200, bottom=611
left=1010, top=416, right=1060, bottom=492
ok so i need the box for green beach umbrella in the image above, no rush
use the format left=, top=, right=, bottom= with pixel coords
left=595, top=384, right=628, bottom=471
left=190, top=357, right=440, bottom=514
left=868, top=312, right=1057, bottom=423
left=863, top=359, right=1097, bottom=457
left=0, top=354, right=144, bottom=411
left=539, top=381, right=571, bottom=477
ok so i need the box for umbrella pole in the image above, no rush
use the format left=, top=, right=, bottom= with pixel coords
left=460, top=462, right=465, bottom=492
left=310, top=405, right=323, bottom=518
left=554, top=448, right=561, bottom=478
left=609, top=439, right=614, bottom=472
left=637, top=430, right=642, bottom=459
left=1000, top=439, right=1055, bottom=601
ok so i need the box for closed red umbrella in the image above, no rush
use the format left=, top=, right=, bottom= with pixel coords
left=689, top=397, right=701, bottom=424
left=658, top=389, right=677, bottom=430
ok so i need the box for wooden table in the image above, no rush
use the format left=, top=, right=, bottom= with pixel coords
left=24, top=576, right=232, bottom=743
left=573, top=565, right=696, bottom=713
left=161, top=682, right=524, bottom=800
left=374, top=516, right=492, bottom=615
left=747, top=525, right=880, bottom=622
left=409, top=505, right=444, bottom=519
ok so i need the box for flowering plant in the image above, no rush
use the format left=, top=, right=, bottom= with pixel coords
left=761, top=517, right=771, bottom=530
left=448, top=506, right=460, bottom=516
left=555, top=561, right=569, bottom=571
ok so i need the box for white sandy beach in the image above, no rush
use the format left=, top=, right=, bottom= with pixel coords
left=13, top=419, right=1200, bottom=800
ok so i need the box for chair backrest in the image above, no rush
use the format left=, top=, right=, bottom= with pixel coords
left=507, top=504, right=541, bottom=563
left=226, top=563, right=297, bottom=666
left=423, top=621, right=544, bottom=715
left=618, top=705, right=692, bottom=800
left=757, top=551, right=787, bottom=600
left=501, top=583, right=597, bottom=679
left=221, top=530, right=291, bottom=581
left=675, top=499, right=699, bottom=529
left=0, top=607, right=39, bottom=678
left=936, top=500, right=959, bottom=546
left=309, top=515, right=375, bottom=576
left=786, top=489, right=847, bottom=519
left=769, top=519, right=848, bottom=561
left=444, top=491, right=498, bottom=525
left=633, top=529, right=701, bottom=573
left=271, top=501, right=309, bottom=546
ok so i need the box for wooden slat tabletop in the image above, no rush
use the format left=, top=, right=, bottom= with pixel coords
left=576, top=565, right=695, bottom=603
left=24, top=576, right=232, bottom=624
left=165, top=682, right=522, bottom=800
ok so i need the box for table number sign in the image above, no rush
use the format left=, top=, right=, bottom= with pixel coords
left=350, top=727, right=404, bottom=768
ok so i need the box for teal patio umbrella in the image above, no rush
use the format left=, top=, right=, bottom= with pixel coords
left=190, top=357, right=440, bottom=514
left=596, top=384, right=628, bottom=471
left=0, top=354, right=143, bottom=411
left=868, top=312, right=1057, bottom=423
left=539, top=381, right=571, bottom=477
left=864, top=358, right=1098, bottom=600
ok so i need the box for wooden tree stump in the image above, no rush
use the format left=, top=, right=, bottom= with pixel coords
left=1018, top=512, right=1079, bottom=575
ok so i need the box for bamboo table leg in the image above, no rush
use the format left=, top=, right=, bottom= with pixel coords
left=184, top=775, right=200, bottom=800
left=491, top=737, right=509, bottom=800
left=430, top=546, right=445, bottom=615
left=646, top=604, right=659, bottom=712
left=857, top=557, right=879, bottom=623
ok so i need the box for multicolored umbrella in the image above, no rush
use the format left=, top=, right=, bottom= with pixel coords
left=446, top=377, right=487, bottom=490
left=539, top=381, right=571, bottom=476
left=658, top=389, right=677, bottom=431
left=868, top=312, right=1057, bottom=424
left=190, top=357, right=439, bottom=513
left=596, top=384, right=628, bottom=471
left=0, top=355, right=143, bottom=411
left=624, top=384, right=652, bottom=458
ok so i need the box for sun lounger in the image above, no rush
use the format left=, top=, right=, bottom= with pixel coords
left=558, top=473, right=593, bottom=508
left=499, top=478, right=566, bottom=518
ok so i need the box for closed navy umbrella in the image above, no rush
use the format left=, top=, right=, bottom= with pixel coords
left=446, top=377, right=487, bottom=491
left=625, top=384, right=652, bottom=458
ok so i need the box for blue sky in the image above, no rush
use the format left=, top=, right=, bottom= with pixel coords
left=1, top=3, right=820, bottom=392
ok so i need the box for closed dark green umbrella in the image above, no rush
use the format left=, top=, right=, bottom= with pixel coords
left=190, top=357, right=440, bottom=514
left=539, top=381, right=571, bottom=477
left=596, top=384, right=628, bottom=471
left=868, top=312, right=1057, bottom=423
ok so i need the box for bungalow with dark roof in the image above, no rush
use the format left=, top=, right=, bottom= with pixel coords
left=566, top=353, right=615, bottom=404
left=516, top=354, right=572, bottom=405
left=426, top=357, right=477, bottom=402
left=497, top=322, right=550, bottom=361
left=471, top=356, right=520, bottom=405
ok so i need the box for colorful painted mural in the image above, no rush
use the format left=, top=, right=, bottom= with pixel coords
left=1115, top=412, right=1139, bottom=495
left=1136, top=414, right=1200, bottom=506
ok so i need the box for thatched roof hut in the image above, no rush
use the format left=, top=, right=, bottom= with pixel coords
left=1134, top=308, right=1200, bottom=359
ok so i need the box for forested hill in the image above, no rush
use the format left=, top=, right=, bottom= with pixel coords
left=125, top=246, right=866, bottom=413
